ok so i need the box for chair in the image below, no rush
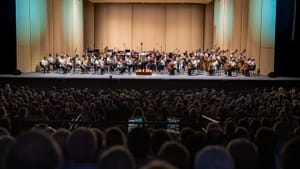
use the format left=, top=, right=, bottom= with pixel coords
left=249, top=64, right=256, bottom=76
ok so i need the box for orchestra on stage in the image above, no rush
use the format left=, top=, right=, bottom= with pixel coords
left=39, top=47, right=256, bottom=76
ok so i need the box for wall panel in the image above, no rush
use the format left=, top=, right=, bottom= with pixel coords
left=95, top=3, right=204, bottom=52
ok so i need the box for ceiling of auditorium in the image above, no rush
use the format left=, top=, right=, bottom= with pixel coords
left=89, top=0, right=213, bottom=4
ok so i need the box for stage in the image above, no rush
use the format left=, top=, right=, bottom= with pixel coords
left=0, top=71, right=300, bottom=90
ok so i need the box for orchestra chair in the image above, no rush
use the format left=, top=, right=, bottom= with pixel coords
left=72, top=64, right=81, bottom=74
left=249, top=64, right=256, bottom=76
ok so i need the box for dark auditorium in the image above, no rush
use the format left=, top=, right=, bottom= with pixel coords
left=0, top=0, right=300, bottom=169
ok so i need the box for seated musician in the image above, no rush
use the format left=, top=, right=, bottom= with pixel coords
left=80, top=55, right=90, bottom=73
left=47, top=54, right=55, bottom=71
left=249, top=58, right=256, bottom=71
left=116, top=58, right=126, bottom=74
left=242, top=57, right=254, bottom=76
left=187, top=59, right=195, bottom=76
left=95, top=57, right=106, bottom=74
left=167, top=59, right=176, bottom=75
left=125, top=56, right=134, bottom=73
left=65, top=54, right=73, bottom=72
left=40, top=56, right=49, bottom=73
left=57, top=55, right=68, bottom=73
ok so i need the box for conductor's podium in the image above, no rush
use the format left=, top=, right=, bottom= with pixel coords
left=136, top=69, right=152, bottom=75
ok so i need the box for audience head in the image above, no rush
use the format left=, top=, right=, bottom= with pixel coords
left=194, top=146, right=234, bottom=169
left=98, top=146, right=135, bottom=169
left=179, top=127, right=195, bottom=144
left=280, top=137, right=300, bottom=169
left=0, top=136, right=15, bottom=169
left=141, top=160, right=177, bottom=169
left=68, top=127, right=97, bottom=163
left=151, top=129, right=173, bottom=155
left=128, top=127, right=151, bottom=158
left=206, top=127, right=226, bottom=145
left=92, top=128, right=104, bottom=153
left=227, top=138, right=257, bottom=169
left=104, top=126, right=127, bottom=148
left=5, top=130, right=62, bottom=169
left=157, top=141, right=190, bottom=169
left=52, top=128, right=71, bottom=162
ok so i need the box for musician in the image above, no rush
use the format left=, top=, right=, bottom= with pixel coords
left=242, top=57, right=253, bottom=76
left=95, top=57, right=106, bottom=74
left=116, top=58, right=126, bottom=74
left=65, top=54, right=73, bottom=73
left=249, top=58, right=256, bottom=71
left=47, top=54, right=55, bottom=72
left=57, top=55, right=68, bottom=74
left=187, top=59, right=195, bottom=76
left=40, top=56, right=49, bottom=73
left=125, top=56, right=134, bottom=73
left=81, top=55, right=90, bottom=73
left=167, top=59, right=176, bottom=75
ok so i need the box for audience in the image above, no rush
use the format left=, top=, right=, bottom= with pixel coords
left=0, top=84, right=299, bottom=169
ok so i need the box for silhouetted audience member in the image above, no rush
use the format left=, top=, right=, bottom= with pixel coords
left=194, top=146, right=234, bottom=169
left=98, top=146, right=135, bottom=169
left=0, top=136, right=15, bottom=169
left=92, top=128, right=104, bottom=153
left=52, top=128, right=71, bottom=167
left=179, top=127, right=195, bottom=145
left=249, top=119, right=261, bottom=141
left=128, top=127, right=154, bottom=168
left=141, top=160, right=177, bottom=169
left=273, top=121, right=290, bottom=169
left=151, top=129, right=173, bottom=156
left=0, top=127, right=10, bottom=136
left=255, top=127, right=277, bottom=169
left=0, top=106, right=11, bottom=130
left=184, top=132, right=207, bottom=169
left=206, top=127, right=226, bottom=145
left=104, top=127, right=127, bottom=148
left=68, top=127, right=97, bottom=169
left=224, top=121, right=236, bottom=141
left=157, top=141, right=190, bottom=169
left=227, top=138, right=257, bottom=169
left=231, top=127, right=249, bottom=140
left=5, top=130, right=62, bottom=169
left=280, top=137, right=300, bottom=169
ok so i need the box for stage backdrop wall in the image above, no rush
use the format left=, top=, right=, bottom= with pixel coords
left=213, top=0, right=276, bottom=75
left=93, top=3, right=213, bottom=52
left=16, top=0, right=84, bottom=72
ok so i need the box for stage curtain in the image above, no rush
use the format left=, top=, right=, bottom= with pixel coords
left=214, top=0, right=276, bottom=75
left=16, top=0, right=84, bottom=72
left=94, top=3, right=205, bottom=52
